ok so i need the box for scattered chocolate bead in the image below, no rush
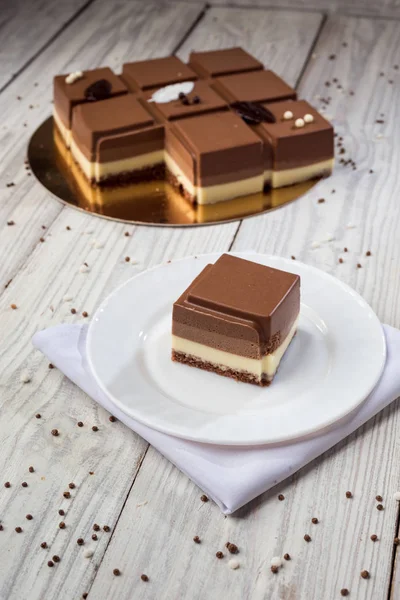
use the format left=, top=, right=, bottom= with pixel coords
left=227, top=542, right=238, bottom=554
left=82, top=311, right=88, bottom=318
left=284, top=553, right=291, bottom=561
left=58, top=509, right=65, bottom=516
left=124, top=232, right=130, bottom=236
left=4, top=482, right=11, bottom=488
left=63, top=491, right=71, bottom=499
left=366, top=251, right=371, bottom=257
left=278, top=494, right=285, bottom=501
left=0, top=525, right=3, bottom=531
left=376, top=503, right=384, bottom=511
left=6, top=183, right=15, bottom=188
left=93, top=524, right=100, bottom=531
left=103, top=525, right=110, bottom=532
left=92, top=426, right=98, bottom=432
left=340, top=589, right=349, bottom=596
left=15, top=527, right=22, bottom=533
left=192, top=96, right=200, bottom=104
left=376, top=495, right=382, bottom=501
left=41, top=542, right=47, bottom=549
left=48, top=363, right=54, bottom=369
left=40, top=237, right=45, bottom=243
left=304, top=534, right=311, bottom=542
left=394, top=537, right=400, bottom=545
left=59, top=521, right=66, bottom=529
left=339, top=258, right=344, bottom=264
left=346, top=491, right=352, bottom=498
left=26, top=514, right=33, bottom=520
left=69, top=482, right=76, bottom=489
left=10, top=304, right=17, bottom=310
left=28, top=466, right=34, bottom=473
left=77, top=538, right=84, bottom=545
left=51, top=429, right=59, bottom=436
left=370, top=534, right=378, bottom=541
left=77, top=421, right=84, bottom=427
left=291, top=256, right=296, bottom=260
left=21, top=482, right=28, bottom=488
left=48, top=560, right=54, bottom=568
left=216, top=551, right=224, bottom=559
left=357, top=263, right=363, bottom=269
left=92, top=534, right=98, bottom=541
left=344, top=247, right=348, bottom=253
left=52, top=555, right=60, bottom=563
left=200, top=494, right=208, bottom=502
left=71, top=308, right=77, bottom=314
left=82, top=594, right=88, bottom=599
left=329, top=54, right=336, bottom=60
left=89, top=471, right=94, bottom=475
left=125, top=256, right=130, bottom=262
left=360, top=570, right=369, bottom=579
left=113, top=569, right=121, bottom=576
left=193, top=536, right=201, bottom=544
left=271, top=565, right=279, bottom=574
left=311, top=517, right=319, bottom=524
left=318, top=198, right=325, bottom=203
left=141, top=574, right=149, bottom=582
left=7, top=220, right=15, bottom=226
left=109, top=416, right=117, bottom=422
left=376, top=119, right=384, bottom=124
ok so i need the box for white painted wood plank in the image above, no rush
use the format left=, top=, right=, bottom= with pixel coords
left=228, top=14, right=400, bottom=599
left=0, top=0, right=89, bottom=90
left=180, top=0, right=400, bottom=18
left=0, top=0, right=204, bottom=291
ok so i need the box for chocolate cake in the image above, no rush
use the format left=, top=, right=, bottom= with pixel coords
left=172, top=254, right=300, bottom=386
left=53, top=47, right=334, bottom=202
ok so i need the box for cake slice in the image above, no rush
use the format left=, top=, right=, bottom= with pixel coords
left=172, top=254, right=300, bottom=386
left=189, top=47, right=263, bottom=78
left=212, top=70, right=297, bottom=105
left=165, top=111, right=264, bottom=204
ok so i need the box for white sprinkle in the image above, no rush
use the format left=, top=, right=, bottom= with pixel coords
left=228, top=559, right=240, bottom=570
left=148, top=81, right=195, bottom=104
left=322, top=233, right=335, bottom=242
left=311, top=241, right=320, bottom=249
left=394, top=491, right=400, bottom=501
left=79, top=264, right=90, bottom=273
left=375, top=134, right=384, bottom=140
left=91, top=239, right=104, bottom=249
left=84, top=230, right=93, bottom=235
left=283, top=110, right=293, bottom=120
left=294, top=118, right=305, bottom=128
left=83, top=548, right=94, bottom=558
left=63, top=295, right=73, bottom=302
left=346, top=223, right=356, bottom=229
left=136, top=501, right=148, bottom=508
left=304, top=113, right=314, bottom=123
left=312, top=53, right=318, bottom=59
left=20, top=370, right=31, bottom=384
left=65, top=71, right=83, bottom=85
left=271, top=556, right=283, bottom=568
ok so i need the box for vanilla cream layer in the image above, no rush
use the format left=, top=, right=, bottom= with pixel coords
left=263, top=169, right=272, bottom=184
left=272, top=158, right=334, bottom=188
left=53, top=108, right=71, bottom=147
left=172, top=316, right=299, bottom=380
left=70, top=136, right=164, bottom=182
left=165, top=153, right=264, bottom=205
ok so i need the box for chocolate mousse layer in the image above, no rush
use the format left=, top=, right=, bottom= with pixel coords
left=172, top=254, right=300, bottom=358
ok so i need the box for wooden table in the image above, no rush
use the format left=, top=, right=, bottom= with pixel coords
left=1, top=1, right=400, bottom=598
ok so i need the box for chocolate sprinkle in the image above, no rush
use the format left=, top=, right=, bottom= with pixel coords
left=113, top=569, right=121, bottom=576
left=233, top=101, right=276, bottom=125
left=361, top=570, right=369, bottom=579
left=182, top=97, right=189, bottom=106
left=63, top=491, right=71, bottom=499
left=71, top=308, right=77, bottom=314
left=92, top=426, right=98, bottom=432
left=77, top=421, right=84, bottom=427
left=59, top=521, right=66, bottom=529
left=47, top=561, right=54, bottom=568
left=200, top=494, right=208, bottom=502
left=271, top=565, right=279, bottom=573
left=346, top=491, right=352, bottom=498
left=92, top=534, right=98, bottom=541
left=141, top=574, right=149, bottom=582
left=4, top=482, right=11, bottom=488
left=227, top=543, right=238, bottom=554
left=394, top=537, right=400, bottom=545
left=193, top=536, right=201, bottom=544
left=77, top=538, right=84, bottom=545
left=40, top=542, right=47, bottom=549
left=26, top=514, right=33, bottom=520
left=178, top=92, right=186, bottom=100
left=84, top=79, right=112, bottom=102
left=93, top=524, right=100, bottom=531
left=103, top=525, right=110, bottom=532
left=376, top=495, right=383, bottom=501
left=340, top=589, right=349, bottom=596
left=28, top=466, right=34, bottom=473
left=21, top=482, right=28, bottom=487
left=278, top=494, right=285, bottom=501
left=284, top=553, right=291, bottom=560
left=216, top=551, right=224, bottom=559
left=304, top=534, right=311, bottom=542
left=58, top=509, right=65, bottom=516
left=109, top=416, right=117, bottom=422
left=311, top=517, right=319, bottom=524
left=192, top=96, right=200, bottom=104
left=51, top=429, right=59, bottom=437
left=15, top=527, right=22, bottom=533
left=370, top=534, right=378, bottom=541
left=52, top=555, right=60, bottom=563
left=69, top=483, right=76, bottom=489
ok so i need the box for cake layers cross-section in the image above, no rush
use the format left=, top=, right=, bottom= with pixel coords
left=172, top=254, right=300, bottom=386
left=53, top=47, right=334, bottom=202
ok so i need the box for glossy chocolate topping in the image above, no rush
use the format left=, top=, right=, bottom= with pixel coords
left=189, top=47, right=263, bottom=78
left=53, top=67, right=127, bottom=128
left=213, top=70, right=297, bottom=105
left=173, top=254, right=300, bottom=358
left=121, top=56, right=197, bottom=91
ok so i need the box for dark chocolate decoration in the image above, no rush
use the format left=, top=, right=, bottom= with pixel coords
left=84, top=79, right=112, bottom=101
left=181, top=97, right=190, bottom=105
left=192, top=95, right=201, bottom=104
left=178, top=92, right=186, bottom=99
left=233, top=101, right=276, bottom=125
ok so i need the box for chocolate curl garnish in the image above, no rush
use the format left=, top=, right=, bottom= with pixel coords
left=84, top=79, right=112, bottom=101
left=233, top=102, right=276, bottom=125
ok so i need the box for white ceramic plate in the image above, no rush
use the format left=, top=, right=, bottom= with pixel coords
left=86, top=252, right=386, bottom=445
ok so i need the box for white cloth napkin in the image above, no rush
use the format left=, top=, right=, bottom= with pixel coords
left=32, top=324, right=400, bottom=514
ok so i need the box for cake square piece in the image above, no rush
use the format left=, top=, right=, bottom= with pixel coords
left=172, top=254, right=300, bottom=386
left=70, top=94, right=165, bottom=185
left=53, top=67, right=128, bottom=146
left=121, top=56, right=197, bottom=91
left=144, top=80, right=228, bottom=121
left=213, top=70, right=297, bottom=105
left=189, top=47, right=263, bottom=78
left=250, top=99, right=334, bottom=187
left=165, top=111, right=264, bottom=204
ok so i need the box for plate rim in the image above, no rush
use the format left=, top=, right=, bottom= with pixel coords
left=86, top=252, right=387, bottom=445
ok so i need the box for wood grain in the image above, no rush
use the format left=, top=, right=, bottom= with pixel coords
left=0, top=0, right=90, bottom=91
left=0, top=0, right=204, bottom=291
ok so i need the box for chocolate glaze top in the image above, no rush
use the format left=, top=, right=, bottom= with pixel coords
left=213, top=70, right=297, bottom=105
left=122, top=56, right=197, bottom=91
left=53, top=67, right=127, bottom=127
left=189, top=47, right=263, bottom=78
